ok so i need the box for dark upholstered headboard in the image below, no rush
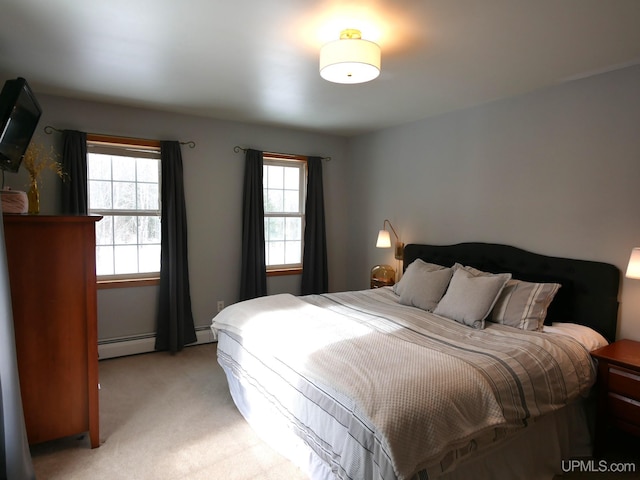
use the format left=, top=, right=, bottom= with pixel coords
left=403, top=243, right=621, bottom=342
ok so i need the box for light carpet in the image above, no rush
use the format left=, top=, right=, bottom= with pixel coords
left=30, top=343, right=309, bottom=480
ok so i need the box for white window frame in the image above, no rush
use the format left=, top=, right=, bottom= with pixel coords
left=87, top=136, right=162, bottom=283
left=263, top=155, right=307, bottom=274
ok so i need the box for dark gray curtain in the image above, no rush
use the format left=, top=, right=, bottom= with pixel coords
left=301, top=156, right=328, bottom=294
left=155, top=141, right=197, bottom=353
left=240, top=149, right=267, bottom=301
left=61, top=130, right=88, bottom=214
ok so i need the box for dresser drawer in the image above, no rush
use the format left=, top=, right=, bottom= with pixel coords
left=608, top=392, right=640, bottom=427
left=608, top=366, right=640, bottom=401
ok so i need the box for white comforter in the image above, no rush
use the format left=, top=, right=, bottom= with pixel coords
left=212, top=288, right=596, bottom=480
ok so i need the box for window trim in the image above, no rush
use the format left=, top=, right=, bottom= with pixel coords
left=87, top=134, right=161, bottom=150
left=263, top=154, right=307, bottom=273
left=97, top=276, right=160, bottom=290
left=87, top=134, right=162, bottom=284
left=267, top=267, right=302, bottom=277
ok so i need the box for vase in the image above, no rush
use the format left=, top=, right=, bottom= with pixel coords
left=27, top=178, right=39, bottom=214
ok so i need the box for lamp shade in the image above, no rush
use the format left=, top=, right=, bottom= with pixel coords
left=626, top=247, right=640, bottom=279
left=376, top=229, right=391, bottom=248
left=320, top=29, right=381, bottom=84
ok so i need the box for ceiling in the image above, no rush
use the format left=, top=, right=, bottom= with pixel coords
left=1, top=0, right=639, bottom=137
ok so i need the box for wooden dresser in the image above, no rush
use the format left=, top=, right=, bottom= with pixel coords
left=3, top=214, right=101, bottom=448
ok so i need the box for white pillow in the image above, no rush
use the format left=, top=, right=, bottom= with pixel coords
left=544, top=323, right=608, bottom=351
left=433, top=267, right=511, bottom=329
left=394, top=259, right=447, bottom=296
left=399, top=267, right=454, bottom=312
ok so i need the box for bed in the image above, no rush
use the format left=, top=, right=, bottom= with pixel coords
left=211, top=242, right=620, bottom=480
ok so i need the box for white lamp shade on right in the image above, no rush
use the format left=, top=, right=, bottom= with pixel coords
left=626, top=247, right=640, bottom=279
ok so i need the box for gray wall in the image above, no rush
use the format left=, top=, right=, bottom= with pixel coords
left=346, top=64, right=640, bottom=341
left=5, top=64, right=640, bottom=343
left=3, top=97, right=350, bottom=341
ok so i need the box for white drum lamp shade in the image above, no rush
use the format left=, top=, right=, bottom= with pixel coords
left=320, top=29, right=381, bottom=84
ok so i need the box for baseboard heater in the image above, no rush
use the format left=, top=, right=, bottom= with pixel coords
left=98, top=327, right=215, bottom=360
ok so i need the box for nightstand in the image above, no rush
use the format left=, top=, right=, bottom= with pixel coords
left=590, top=339, right=640, bottom=457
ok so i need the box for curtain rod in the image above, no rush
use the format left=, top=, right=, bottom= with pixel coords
left=233, top=145, right=331, bottom=161
left=43, top=125, right=196, bottom=149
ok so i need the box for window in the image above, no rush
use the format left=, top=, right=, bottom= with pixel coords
left=263, top=155, right=306, bottom=273
left=87, top=136, right=161, bottom=280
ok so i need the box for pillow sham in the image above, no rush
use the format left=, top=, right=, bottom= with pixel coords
left=393, top=259, right=447, bottom=296
left=490, top=279, right=561, bottom=331
left=543, top=322, right=608, bottom=351
left=398, top=267, right=454, bottom=312
left=433, top=267, right=511, bottom=329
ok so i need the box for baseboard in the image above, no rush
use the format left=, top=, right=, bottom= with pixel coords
left=98, top=327, right=215, bottom=360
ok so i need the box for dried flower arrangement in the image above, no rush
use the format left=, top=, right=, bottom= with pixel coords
left=22, top=141, right=67, bottom=214
left=23, top=142, right=65, bottom=182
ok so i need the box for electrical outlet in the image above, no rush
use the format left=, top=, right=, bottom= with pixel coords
left=217, top=300, right=224, bottom=312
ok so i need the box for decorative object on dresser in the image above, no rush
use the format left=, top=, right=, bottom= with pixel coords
left=0, top=188, right=28, bottom=214
left=21, top=141, right=66, bottom=215
left=3, top=215, right=102, bottom=448
left=370, top=264, right=395, bottom=288
left=591, top=339, right=640, bottom=457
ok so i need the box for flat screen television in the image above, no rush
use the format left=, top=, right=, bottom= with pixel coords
left=0, top=77, right=42, bottom=173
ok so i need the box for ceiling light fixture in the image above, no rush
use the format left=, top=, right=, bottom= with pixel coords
left=319, top=29, right=381, bottom=84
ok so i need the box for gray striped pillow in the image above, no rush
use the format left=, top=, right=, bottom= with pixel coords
left=489, top=280, right=560, bottom=331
